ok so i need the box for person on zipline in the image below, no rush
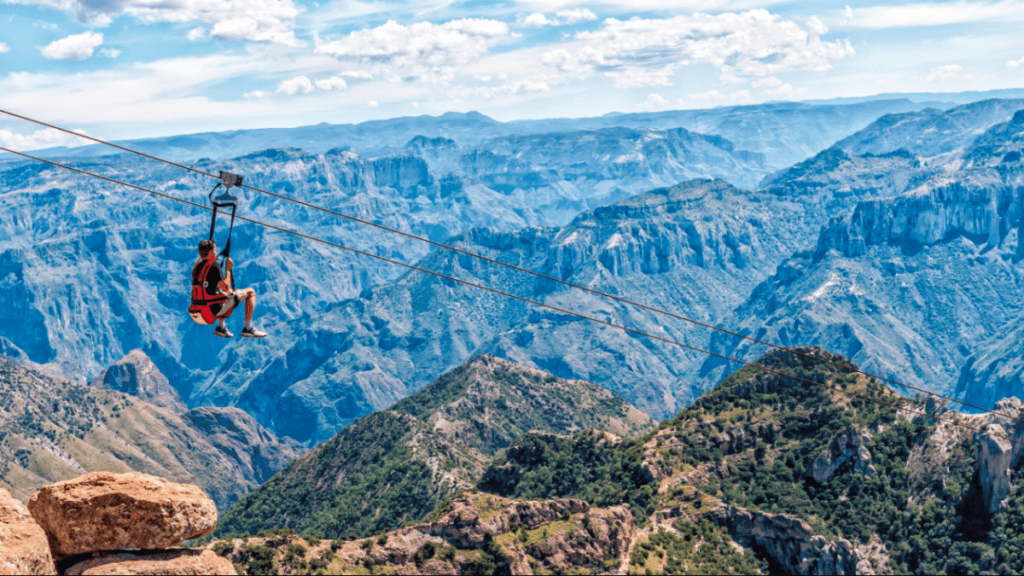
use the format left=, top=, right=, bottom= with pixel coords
left=191, top=239, right=267, bottom=338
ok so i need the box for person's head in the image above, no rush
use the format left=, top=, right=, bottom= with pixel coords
left=198, top=239, right=216, bottom=259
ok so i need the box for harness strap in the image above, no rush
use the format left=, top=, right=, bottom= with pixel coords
left=191, top=258, right=229, bottom=306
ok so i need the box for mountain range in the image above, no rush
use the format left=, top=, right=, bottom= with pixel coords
left=4, top=98, right=1024, bottom=448
left=30, top=98, right=943, bottom=168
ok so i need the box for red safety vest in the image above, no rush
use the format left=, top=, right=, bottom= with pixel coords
left=188, top=258, right=232, bottom=325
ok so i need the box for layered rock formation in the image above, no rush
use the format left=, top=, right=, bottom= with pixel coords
left=0, top=472, right=232, bottom=576
left=706, top=102, right=1024, bottom=396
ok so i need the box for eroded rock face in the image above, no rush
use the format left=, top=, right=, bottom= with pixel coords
left=809, top=425, right=875, bottom=484
left=88, top=349, right=187, bottom=413
left=28, top=472, right=217, bottom=557
left=0, top=488, right=56, bottom=576
left=976, top=398, right=1024, bottom=515
left=64, top=549, right=234, bottom=576
left=714, top=506, right=870, bottom=575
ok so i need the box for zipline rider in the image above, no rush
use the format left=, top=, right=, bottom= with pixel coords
left=191, top=239, right=267, bottom=339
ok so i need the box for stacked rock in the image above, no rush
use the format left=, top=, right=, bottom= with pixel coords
left=0, top=487, right=56, bottom=575
left=1, top=471, right=234, bottom=576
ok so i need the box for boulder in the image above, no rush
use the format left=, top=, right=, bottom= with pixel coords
left=28, top=472, right=217, bottom=557
left=64, top=549, right=234, bottom=575
left=0, top=488, right=56, bottom=576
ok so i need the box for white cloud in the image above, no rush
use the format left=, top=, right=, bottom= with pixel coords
left=927, top=64, right=973, bottom=82
left=806, top=16, right=827, bottom=35
left=0, top=43, right=9, bottom=53
left=844, top=1, right=1024, bottom=29
left=100, top=47, right=120, bottom=58
left=762, top=81, right=806, bottom=98
left=412, top=101, right=419, bottom=108
left=367, top=100, right=379, bottom=107
left=688, top=89, right=752, bottom=106
left=1009, top=56, right=1024, bottom=68
left=337, top=70, right=373, bottom=80
left=315, top=18, right=509, bottom=83
left=752, top=76, right=783, bottom=87
left=315, top=75, right=347, bottom=90
left=7, top=0, right=301, bottom=45
left=524, top=8, right=598, bottom=27
left=524, top=12, right=551, bottom=26
left=0, top=127, right=91, bottom=151
left=544, top=10, right=855, bottom=87
left=39, top=31, right=104, bottom=60
left=638, top=93, right=675, bottom=110
left=243, top=90, right=268, bottom=98
left=276, top=75, right=314, bottom=95
left=187, top=27, right=207, bottom=41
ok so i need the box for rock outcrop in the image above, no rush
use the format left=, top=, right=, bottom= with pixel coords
left=975, top=398, right=1024, bottom=515
left=28, top=472, right=217, bottom=557
left=713, top=506, right=871, bottom=575
left=0, top=488, right=56, bottom=576
left=63, top=550, right=233, bottom=576
left=88, top=350, right=187, bottom=413
left=809, top=425, right=875, bottom=483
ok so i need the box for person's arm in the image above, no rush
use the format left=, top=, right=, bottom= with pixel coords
left=218, top=258, right=233, bottom=293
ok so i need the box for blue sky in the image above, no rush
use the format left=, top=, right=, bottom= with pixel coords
left=1, top=0, right=1023, bottom=149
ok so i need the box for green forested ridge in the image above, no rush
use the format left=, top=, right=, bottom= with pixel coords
left=474, top=347, right=1019, bottom=575
left=219, top=348, right=1024, bottom=574
left=479, top=432, right=658, bottom=521
left=216, top=354, right=655, bottom=539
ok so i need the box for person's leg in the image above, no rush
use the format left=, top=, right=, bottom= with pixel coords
left=240, top=288, right=266, bottom=338
left=243, top=288, right=256, bottom=327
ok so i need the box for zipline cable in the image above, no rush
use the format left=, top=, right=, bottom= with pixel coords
left=1, top=144, right=1019, bottom=447
left=1, top=108, right=1019, bottom=427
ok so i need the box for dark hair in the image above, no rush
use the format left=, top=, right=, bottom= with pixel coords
left=198, top=239, right=216, bottom=257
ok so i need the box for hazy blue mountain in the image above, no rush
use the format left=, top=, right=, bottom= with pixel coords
left=834, top=98, right=1024, bottom=158
left=704, top=108, right=1024, bottom=399
left=31, top=99, right=939, bottom=169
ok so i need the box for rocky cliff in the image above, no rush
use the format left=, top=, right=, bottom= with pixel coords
left=706, top=103, right=1024, bottom=397
left=88, top=349, right=186, bottom=413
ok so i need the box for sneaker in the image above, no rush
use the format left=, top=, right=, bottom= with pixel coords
left=214, top=324, right=234, bottom=338
left=242, top=326, right=267, bottom=338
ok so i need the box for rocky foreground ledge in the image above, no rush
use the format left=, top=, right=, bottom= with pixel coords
left=0, top=471, right=233, bottom=576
